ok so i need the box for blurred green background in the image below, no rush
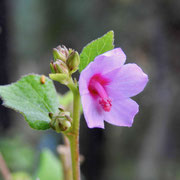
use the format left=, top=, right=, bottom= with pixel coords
left=0, top=0, right=180, bottom=180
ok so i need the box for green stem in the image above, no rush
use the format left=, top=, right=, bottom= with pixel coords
left=67, top=86, right=81, bottom=180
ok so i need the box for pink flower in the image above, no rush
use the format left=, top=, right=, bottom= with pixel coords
left=79, top=48, right=148, bottom=128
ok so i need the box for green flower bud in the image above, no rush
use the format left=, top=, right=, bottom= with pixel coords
left=53, top=45, right=69, bottom=62
left=49, top=112, right=53, bottom=119
left=66, top=51, right=80, bottom=74
left=58, top=105, right=65, bottom=112
left=61, top=120, right=71, bottom=129
left=56, top=60, right=69, bottom=74
left=49, top=110, right=72, bottom=133
left=50, top=60, right=69, bottom=74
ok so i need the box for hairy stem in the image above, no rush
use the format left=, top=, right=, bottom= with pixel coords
left=66, top=86, right=81, bottom=180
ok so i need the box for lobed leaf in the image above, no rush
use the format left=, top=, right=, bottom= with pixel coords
left=79, top=30, right=114, bottom=72
left=0, top=74, right=59, bottom=130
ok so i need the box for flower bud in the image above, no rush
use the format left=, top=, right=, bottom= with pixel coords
left=61, top=120, right=71, bottom=129
left=50, top=60, right=69, bottom=74
left=58, top=105, right=65, bottom=112
left=66, top=51, right=80, bottom=74
left=49, top=110, right=72, bottom=133
left=49, top=112, right=53, bottom=119
left=53, top=45, right=69, bottom=62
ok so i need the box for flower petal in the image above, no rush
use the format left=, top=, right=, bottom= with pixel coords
left=105, top=63, right=148, bottom=98
left=92, top=48, right=126, bottom=75
left=81, top=93, right=105, bottom=128
left=104, top=98, right=139, bottom=127
left=79, top=48, right=126, bottom=95
left=79, top=62, right=94, bottom=95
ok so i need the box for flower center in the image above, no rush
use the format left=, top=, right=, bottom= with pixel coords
left=88, top=74, right=112, bottom=112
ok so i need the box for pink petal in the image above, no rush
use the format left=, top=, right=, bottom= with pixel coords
left=79, top=48, right=126, bottom=95
left=81, top=93, right=105, bottom=128
left=104, top=98, right=139, bottom=127
left=79, top=62, right=94, bottom=95
left=105, top=63, right=148, bottom=98
left=92, top=48, right=126, bottom=75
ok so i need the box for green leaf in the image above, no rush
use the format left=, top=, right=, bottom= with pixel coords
left=79, top=30, right=114, bottom=72
left=36, top=149, right=63, bottom=180
left=0, top=74, right=59, bottom=130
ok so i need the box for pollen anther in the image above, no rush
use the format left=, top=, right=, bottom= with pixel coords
left=99, top=98, right=112, bottom=112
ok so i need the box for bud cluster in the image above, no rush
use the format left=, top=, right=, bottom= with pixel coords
left=49, top=107, right=72, bottom=133
left=50, top=45, right=80, bottom=75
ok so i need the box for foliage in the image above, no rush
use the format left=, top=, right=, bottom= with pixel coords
left=0, top=31, right=113, bottom=131
left=79, top=31, right=114, bottom=72
left=0, top=31, right=116, bottom=179
left=0, top=75, right=59, bottom=130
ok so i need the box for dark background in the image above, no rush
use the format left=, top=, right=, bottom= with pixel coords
left=0, top=0, right=180, bottom=180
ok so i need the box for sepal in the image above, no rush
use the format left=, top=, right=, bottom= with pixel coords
left=66, top=51, right=80, bottom=74
left=49, top=74, right=69, bottom=85
left=53, top=45, right=69, bottom=62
